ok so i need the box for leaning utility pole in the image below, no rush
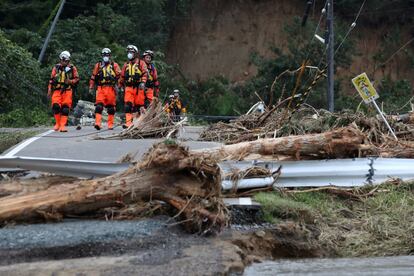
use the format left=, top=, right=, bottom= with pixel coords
left=326, top=0, right=334, bottom=112
left=38, top=0, right=66, bottom=63
left=301, top=0, right=314, bottom=26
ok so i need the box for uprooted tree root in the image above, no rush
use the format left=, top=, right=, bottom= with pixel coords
left=0, top=143, right=229, bottom=234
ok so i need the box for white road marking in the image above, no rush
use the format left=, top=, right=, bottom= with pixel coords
left=3, top=130, right=54, bottom=157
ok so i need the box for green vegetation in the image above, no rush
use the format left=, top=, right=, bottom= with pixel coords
left=0, top=0, right=412, bottom=126
left=255, top=182, right=414, bottom=256
left=0, top=108, right=52, bottom=127
left=254, top=192, right=315, bottom=223
left=0, top=130, right=40, bottom=153
left=0, top=31, right=48, bottom=114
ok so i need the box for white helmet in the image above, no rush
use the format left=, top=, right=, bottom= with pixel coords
left=143, top=50, right=154, bottom=58
left=126, top=45, right=138, bottom=53
left=173, top=89, right=180, bottom=94
left=59, top=50, right=71, bottom=60
left=101, top=48, right=111, bottom=55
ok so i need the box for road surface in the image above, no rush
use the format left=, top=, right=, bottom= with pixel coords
left=2, top=125, right=220, bottom=162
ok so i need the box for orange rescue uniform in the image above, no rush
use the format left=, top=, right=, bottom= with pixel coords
left=119, top=59, right=148, bottom=127
left=89, top=61, right=121, bottom=129
left=48, top=64, right=79, bottom=131
left=48, top=64, right=79, bottom=108
left=145, top=62, right=160, bottom=104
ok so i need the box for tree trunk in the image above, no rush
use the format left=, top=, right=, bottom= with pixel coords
left=0, top=176, right=77, bottom=197
left=0, top=126, right=365, bottom=233
left=360, top=140, right=414, bottom=158
left=0, top=143, right=227, bottom=234
left=193, top=126, right=365, bottom=161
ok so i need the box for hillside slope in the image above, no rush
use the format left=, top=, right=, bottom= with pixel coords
left=167, top=0, right=413, bottom=90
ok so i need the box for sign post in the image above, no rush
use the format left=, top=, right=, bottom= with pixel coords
left=352, top=72, right=398, bottom=141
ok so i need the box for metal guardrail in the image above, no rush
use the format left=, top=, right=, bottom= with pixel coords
left=219, top=158, right=414, bottom=188
left=0, top=156, right=130, bottom=178
left=1, top=156, right=414, bottom=188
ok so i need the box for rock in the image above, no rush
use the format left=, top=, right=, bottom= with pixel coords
left=69, top=100, right=122, bottom=126
left=255, top=230, right=266, bottom=238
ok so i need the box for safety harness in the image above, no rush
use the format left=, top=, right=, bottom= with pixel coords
left=51, top=64, right=74, bottom=90
left=168, top=98, right=186, bottom=114
left=96, top=62, right=117, bottom=86
left=125, top=60, right=144, bottom=86
left=145, top=63, right=157, bottom=88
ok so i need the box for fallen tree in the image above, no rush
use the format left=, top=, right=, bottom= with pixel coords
left=200, top=107, right=414, bottom=144
left=0, top=176, right=77, bottom=197
left=0, top=143, right=227, bottom=234
left=0, top=126, right=375, bottom=232
left=360, top=140, right=414, bottom=158
left=194, top=126, right=365, bottom=161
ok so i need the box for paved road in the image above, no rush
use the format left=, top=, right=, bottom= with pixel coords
left=2, top=126, right=220, bottom=162
left=244, top=256, right=414, bottom=276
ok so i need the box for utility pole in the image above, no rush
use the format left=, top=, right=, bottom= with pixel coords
left=301, top=1, right=314, bottom=26
left=38, top=0, right=66, bottom=63
left=326, top=0, right=334, bottom=112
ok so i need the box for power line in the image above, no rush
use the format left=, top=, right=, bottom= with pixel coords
left=334, top=0, right=367, bottom=55
left=316, top=0, right=368, bottom=68
left=373, top=36, right=414, bottom=73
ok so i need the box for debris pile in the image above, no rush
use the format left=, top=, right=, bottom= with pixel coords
left=0, top=143, right=228, bottom=234
left=199, top=107, right=414, bottom=159
left=200, top=107, right=414, bottom=145
left=104, top=100, right=180, bottom=139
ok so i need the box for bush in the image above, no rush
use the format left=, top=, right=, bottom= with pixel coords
left=0, top=30, right=48, bottom=115
left=377, top=78, right=413, bottom=113
left=0, top=107, right=52, bottom=127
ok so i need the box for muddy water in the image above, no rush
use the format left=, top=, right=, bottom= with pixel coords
left=244, top=256, right=414, bottom=275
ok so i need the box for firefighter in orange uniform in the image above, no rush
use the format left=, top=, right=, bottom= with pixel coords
left=142, top=50, right=160, bottom=105
left=89, top=48, right=121, bottom=130
left=48, top=51, right=79, bottom=132
left=119, top=45, right=148, bottom=128
left=166, top=89, right=187, bottom=122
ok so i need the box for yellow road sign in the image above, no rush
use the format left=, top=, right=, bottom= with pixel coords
left=351, top=72, right=379, bottom=103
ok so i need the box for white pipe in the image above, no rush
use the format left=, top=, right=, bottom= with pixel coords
left=314, top=34, right=325, bottom=44
left=222, top=177, right=274, bottom=190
